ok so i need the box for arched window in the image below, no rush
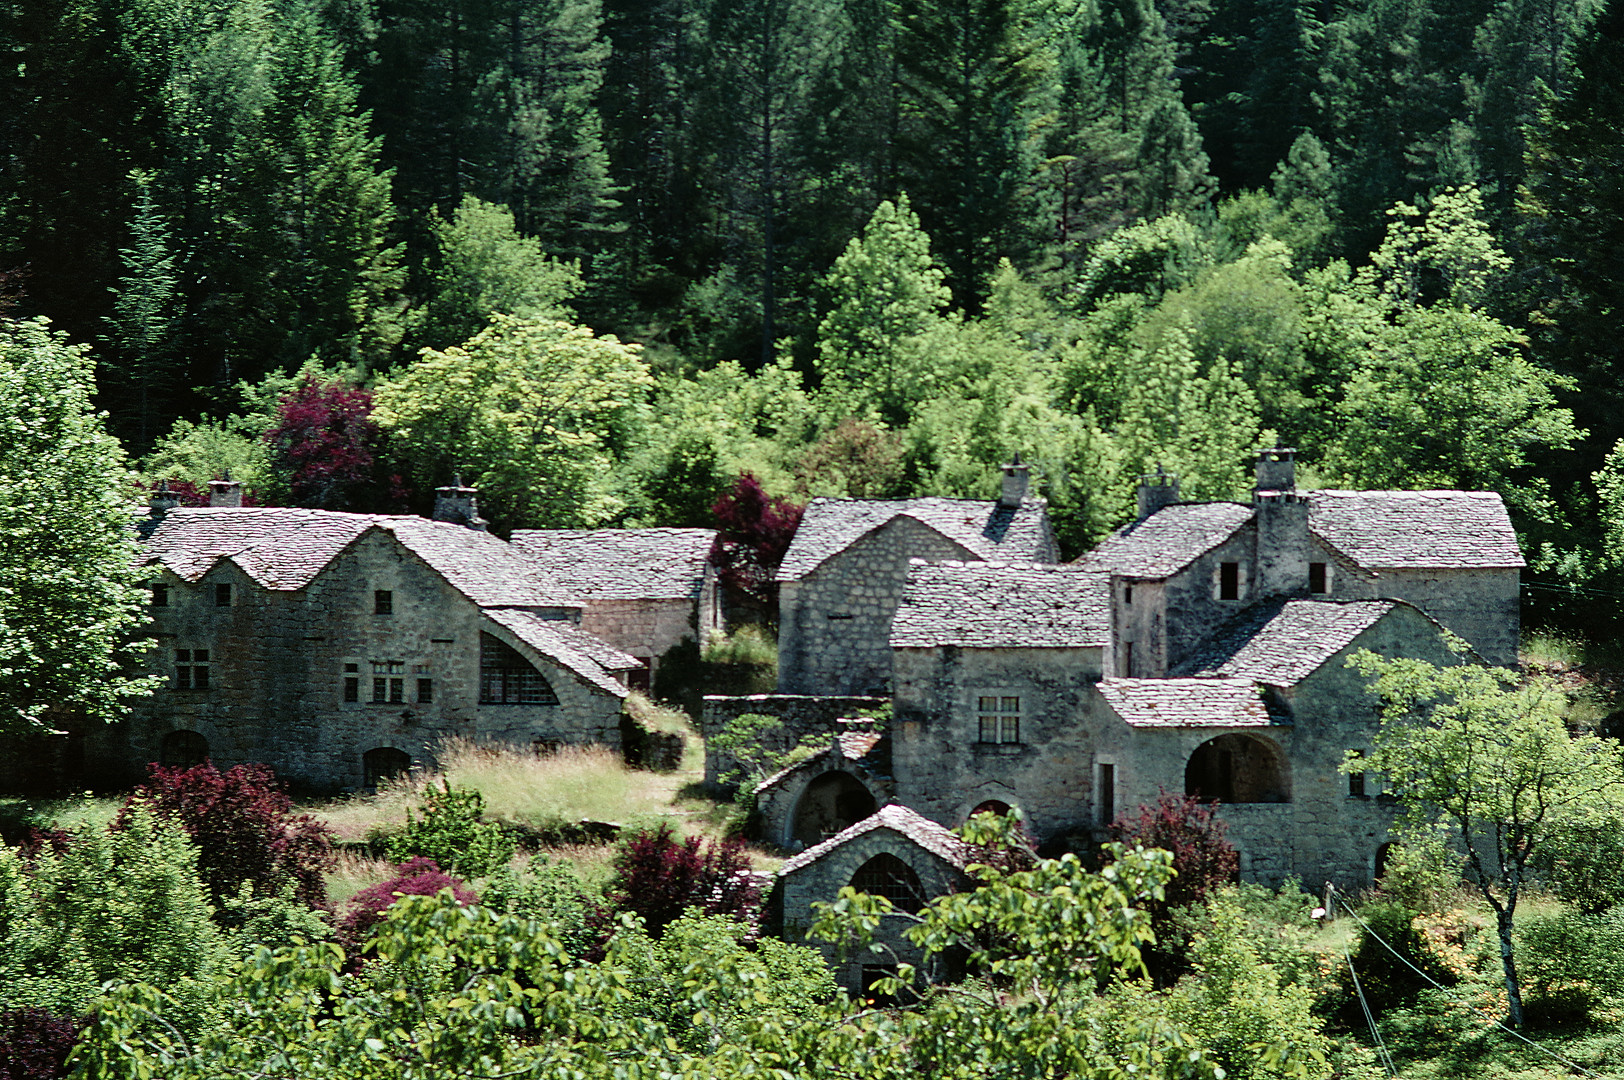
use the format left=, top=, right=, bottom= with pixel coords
left=792, top=772, right=877, bottom=846
left=968, top=799, right=1013, bottom=822
left=159, top=730, right=208, bottom=770
left=1185, top=734, right=1290, bottom=803
left=364, top=747, right=413, bottom=789
left=479, top=633, right=559, bottom=705
left=850, top=852, right=926, bottom=914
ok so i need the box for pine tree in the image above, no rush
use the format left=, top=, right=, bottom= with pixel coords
left=103, top=171, right=180, bottom=452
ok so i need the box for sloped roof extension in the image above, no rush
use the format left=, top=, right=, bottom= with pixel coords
left=778, top=803, right=973, bottom=877
left=890, top=561, right=1111, bottom=649
left=1098, top=677, right=1278, bottom=728
left=509, top=528, right=717, bottom=601
left=778, top=497, right=1051, bottom=582
left=1173, top=598, right=1398, bottom=686
left=1078, top=502, right=1254, bottom=579
left=482, top=609, right=632, bottom=698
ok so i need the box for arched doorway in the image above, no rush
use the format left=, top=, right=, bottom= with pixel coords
left=850, top=852, right=926, bottom=914
left=792, top=772, right=877, bottom=847
left=1373, top=841, right=1396, bottom=883
left=967, top=799, right=1012, bottom=822
left=1185, top=734, right=1289, bottom=802
left=160, top=730, right=208, bottom=770
left=364, top=747, right=413, bottom=789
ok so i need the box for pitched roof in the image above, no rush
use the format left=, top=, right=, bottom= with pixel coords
left=1098, top=677, right=1278, bottom=728
left=778, top=803, right=973, bottom=877
left=1174, top=598, right=1399, bottom=685
left=777, top=497, right=1052, bottom=581
left=890, top=561, right=1111, bottom=649
left=1305, top=490, right=1524, bottom=570
left=508, top=528, right=717, bottom=601
left=1079, top=502, right=1254, bottom=579
left=482, top=609, right=632, bottom=698
left=141, top=508, right=569, bottom=607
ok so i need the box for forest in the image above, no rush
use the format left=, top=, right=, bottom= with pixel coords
left=4, top=0, right=1624, bottom=626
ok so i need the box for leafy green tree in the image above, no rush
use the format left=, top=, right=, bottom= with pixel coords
left=815, top=196, right=952, bottom=423
left=1350, top=648, right=1624, bottom=1027
left=413, top=195, right=584, bottom=352
left=372, top=314, right=654, bottom=529
left=0, top=319, right=155, bottom=737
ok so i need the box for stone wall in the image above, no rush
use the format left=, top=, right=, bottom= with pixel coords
left=1331, top=566, right=1519, bottom=666
left=91, top=529, right=625, bottom=793
left=777, top=518, right=977, bottom=695
left=579, top=597, right=699, bottom=685
left=701, top=693, right=887, bottom=789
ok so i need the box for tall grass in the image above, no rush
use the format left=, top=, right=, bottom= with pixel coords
left=702, top=624, right=778, bottom=668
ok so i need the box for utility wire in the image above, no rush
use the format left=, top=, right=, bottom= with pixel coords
left=1343, top=934, right=1398, bottom=1077
left=1327, top=884, right=1608, bottom=1079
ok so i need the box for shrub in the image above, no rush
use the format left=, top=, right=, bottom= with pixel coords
left=1336, top=900, right=1455, bottom=1021
left=0, top=1008, right=81, bottom=1080
left=119, top=761, right=333, bottom=909
left=1516, top=904, right=1624, bottom=1022
left=607, top=823, right=759, bottom=936
left=384, top=780, right=515, bottom=878
left=1532, top=817, right=1624, bottom=914
left=1109, top=793, right=1240, bottom=915
left=337, top=857, right=476, bottom=950
left=1374, top=822, right=1464, bottom=913
left=482, top=858, right=603, bottom=960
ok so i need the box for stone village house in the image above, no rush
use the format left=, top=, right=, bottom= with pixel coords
left=55, top=481, right=723, bottom=794
left=749, top=450, right=1524, bottom=977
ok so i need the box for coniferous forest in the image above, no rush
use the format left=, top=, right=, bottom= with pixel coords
left=5, top=0, right=1624, bottom=612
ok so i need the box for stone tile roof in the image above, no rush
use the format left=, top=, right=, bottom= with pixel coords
left=141, top=508, right=569, bottom=607
left=778, top=803, right=973, bottom=877
left=890, top=561, right=1111, bottom=649
left=1098, top=677, right=1277, bottom=728
left=1174, top=598, right=1398, bottom=685
left=777, top=497, right=1052, bottom=582
left=1305, top=490, right=1525, bottom=570
left=482, top=609, right=632, bottom=698
left=1079, top=502, right=1254, bottom=579
left=509, top=528, right=717, bottom=601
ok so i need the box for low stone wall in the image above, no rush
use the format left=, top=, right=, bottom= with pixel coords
left=701, top=694, right=887, bottom=789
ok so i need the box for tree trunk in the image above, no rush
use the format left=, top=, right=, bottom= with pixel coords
left=1495, top=906, right=1524, bottom=1027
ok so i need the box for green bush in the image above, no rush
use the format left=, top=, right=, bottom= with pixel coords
left=384, top=781, right=516, bottom=878
left=1516, top=904, right=1624, bottom=1022
left=482, top=858, right=602, bottom=960
left=1336, top=901, right=1454, bottom=1022
left=1375, top=824, right=1464, bottom=913
left=1174, top=880, right=1326, bottom=994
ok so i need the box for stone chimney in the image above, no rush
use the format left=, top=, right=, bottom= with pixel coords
left=208, top=474, right=243, bottom=508
left=1253, top=447, right=1308, bottom=597
left=1136, top=465, right=1180, bottom=519
left=433, top=473, right=488, bottom=531
left=149, top=480, right=181, bottom=517
left=999, top=455, right=1032, bottom=508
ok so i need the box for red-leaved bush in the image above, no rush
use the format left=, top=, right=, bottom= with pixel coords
left=608, top=823, right=760, bottom=936
left=1109, top=791, right=1240, bottom=914
left=710, top=473, right=803, bottom=602
left=338, top=857, right=476, bottom=951
left=0, top=1008, right=82, bottom=1080
left=263, top=377, right=409, bottom=512
left=118, top=762, right=333, bottom=908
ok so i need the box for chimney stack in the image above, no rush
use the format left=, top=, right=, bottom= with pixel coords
left=999, top=455, right=1032, bottom=508
left=1136, top=465, right=1180, bottom=519
left=1254, top=447, right=1297, bottom=496
left=149, top=480, right=181, bottom=517
left=434, top=473, right=488, bottom=531
left=1253, top=447, right=1308, bottom=597
left=208, top=474, right=243, bottom=508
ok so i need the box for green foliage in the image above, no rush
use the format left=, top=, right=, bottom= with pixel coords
left=0, top=810, right=225, bottom=1022
left=385, top=781, right=516, bottom=879
left=0, top=318, right=157, bottom=736
left=373, top=314, right=654, bottom=529
left=1339, top=901, right=1456, bottom=1017
left=412, top=195, right=585, bottom=352
left=1530, top=815, right=1624, bottom=914
left=481, top=858, right=602, bottom=960
left=1516, top=905, right=1624, bottom=1017
left=1173, top=881, right=1328, bottom=993
left=217, top=879, right=334, bottom=954
left=1374, top=822, right=1466, bottom=914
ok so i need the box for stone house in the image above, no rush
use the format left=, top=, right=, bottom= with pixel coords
left=763, top=450, right=1522, bottom=942
left=508, top=527, right=724, bottom=691
left=776, top=461, right=1058, bottom=697
left=86, top=489, right=637, bottom=792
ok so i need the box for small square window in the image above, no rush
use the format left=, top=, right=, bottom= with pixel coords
left=1309, top=562, right=1328, bottom=594
left=374, top=589, right=393, bottom=615
left=344, top=676, right=359, bottom=703
left=417, top=678, right=433, bottom=704
left=976, top=694, right=1021, bottom=744
left=1219, top=562, right=1240, bottom=600
left=151, top=584, right=169, bottom=607
left=215, top=583, right=232, bottom=607
left=372, top=677, right=387, bottom=703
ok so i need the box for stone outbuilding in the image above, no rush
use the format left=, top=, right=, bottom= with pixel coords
left=776, top=461, right=1058, bottom=697
left=508, top=527, right=724, bottom=691
left=774, top=803, right=974, bottom=993
left=90, top=503, right=637, bottom=792
left=753, top=723, right=894, bottom=850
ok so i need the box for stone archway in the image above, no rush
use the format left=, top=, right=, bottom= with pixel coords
left=1185, top=733, right=1290, bottom=803
left=792, top=771, right=878, bottom=847
left=363, top=746, right=413, bottom=789
left=967, top=799, right=1013, bottom=822
left=160, top=730, right=208, bottom=770
left=850, top=851, right=927, bottom=914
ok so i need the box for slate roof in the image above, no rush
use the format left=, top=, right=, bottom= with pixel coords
left=508, top=528, right=717, bottom=601
left=777, top=497, right=1052, bottom=582
left=141, top=508, right=570, bottom=607
left=1305, top=490, right=1524, bottom=570
left=1097, top=677, right=1278, bottom=728
left=482, top=609, right=633, bottom=698
left=890, top=561, right=1111, bottom=649
left=1079, top=502, right=1254, bottom=578
left=1173, top=598, right=1399, bottom=685
left=778, top=804, right=973, bottom=877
